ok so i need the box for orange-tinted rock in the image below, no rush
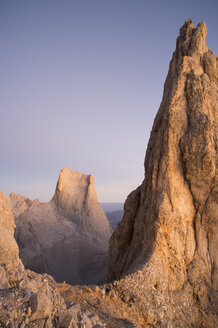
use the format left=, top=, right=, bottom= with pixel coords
left=108, top=19, right=218, bottom=327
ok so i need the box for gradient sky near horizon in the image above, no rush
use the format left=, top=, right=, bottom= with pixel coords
left=1, top=0, right=218, bottom=202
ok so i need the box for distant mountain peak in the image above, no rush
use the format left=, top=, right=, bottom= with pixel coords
left=56, top=167, right=94, bottom=191
left=6, top=167, right=112, bottom=285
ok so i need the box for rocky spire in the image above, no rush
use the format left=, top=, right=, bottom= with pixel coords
left=108, top=20, right=218, bottom=327
left=53, top=167, right=96, bottom=216
left=52, top=167, right=111, bottom=236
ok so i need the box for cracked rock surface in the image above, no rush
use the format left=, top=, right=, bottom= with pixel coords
left=0, top=191, right=106, bottom=328
left=0, top=19, right=217, bottom=328
left=108, top=19, right=218, bottom=327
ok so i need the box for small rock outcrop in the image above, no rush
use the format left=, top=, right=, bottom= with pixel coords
left=108, top=19, right=218, bottom=327
left=6, top=168, right=112, bottom=285
left=0, top=190, right=24, bottom=289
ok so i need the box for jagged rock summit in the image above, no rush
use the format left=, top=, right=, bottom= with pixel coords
left=53, top=168, right=111, bottom=237
left=6, top=167, right=112, bottom=285
left=53, top=168, right=97, bottom=217
left=108, top=19, right=218, bottom=327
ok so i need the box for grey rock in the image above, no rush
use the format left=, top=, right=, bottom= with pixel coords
left=7, top=168, right=112, bottom=285
left=0, top=192, right=105, bottom=327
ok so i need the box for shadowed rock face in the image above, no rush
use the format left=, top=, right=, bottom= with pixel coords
left=108, top=19, right=218, bottom=327
left=6, top=167, right=112, bottom=285
left=0, top=191, right=106, bottom=327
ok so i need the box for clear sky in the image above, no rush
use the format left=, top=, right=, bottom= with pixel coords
left=1, top=0, right=217, bottom=202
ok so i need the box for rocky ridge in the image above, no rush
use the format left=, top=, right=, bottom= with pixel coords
left=0, top=190, right=106, bottom=327
left=0, top=19, right=217, bottom=328
left=5, top=167, right=112, bottom=285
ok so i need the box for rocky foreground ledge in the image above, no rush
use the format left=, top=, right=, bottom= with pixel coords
left=0, top=19, right=217, bottom=328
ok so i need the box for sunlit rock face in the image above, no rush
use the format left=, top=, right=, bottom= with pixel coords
left=1, top=18, right=217, bottom=328
left=6, top=167, right=112, bottom=285
left=108, top=19, right=218, bottom=327
left=0, top=191, right=24, bottom=289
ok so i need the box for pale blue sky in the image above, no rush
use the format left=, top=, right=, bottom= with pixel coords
left=1, top=0, right=217, bottom=202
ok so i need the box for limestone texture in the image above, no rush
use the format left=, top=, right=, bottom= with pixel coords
left=0, top=190, right=24, bottom=289
left=6, top=168, right=112, bottom=285
left=0, top=19, right=217, bottom=328
left=107, top=19, right=218, bottom=327
left=0, top=189, right=106, bottom=328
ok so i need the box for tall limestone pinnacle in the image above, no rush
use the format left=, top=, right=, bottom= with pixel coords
left=108, top=19, right=218, bottom=326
